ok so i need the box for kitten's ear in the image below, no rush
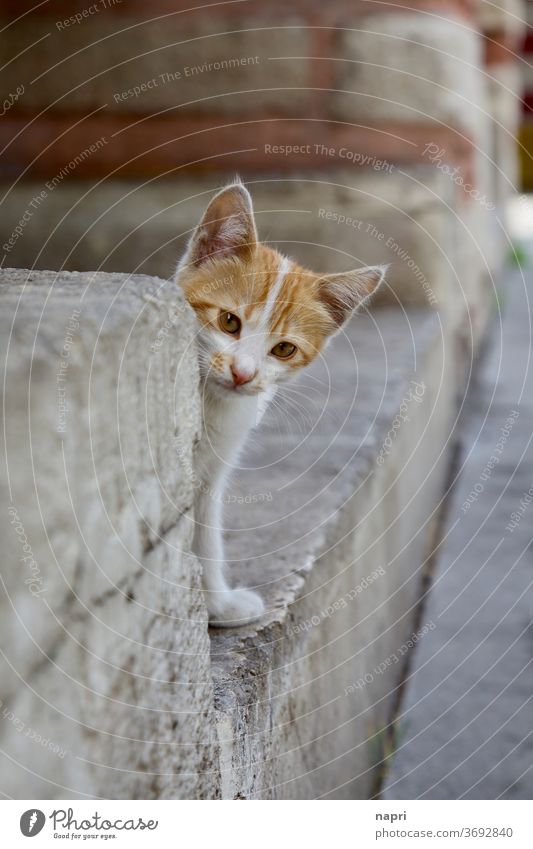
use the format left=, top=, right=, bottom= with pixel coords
left=319, top=265, right=387, bottom=329
left=179, top=181, right=257, bottom=271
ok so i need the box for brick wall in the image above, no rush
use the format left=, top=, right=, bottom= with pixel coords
left=1, top=0, right=482, bottom=177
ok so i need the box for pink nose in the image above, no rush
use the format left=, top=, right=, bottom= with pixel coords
left=231, top=365, right=256, bottom=386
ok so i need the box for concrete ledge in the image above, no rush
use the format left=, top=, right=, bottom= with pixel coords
left=0, top=268, right=456, bottom=798
left=383, top=268, right=533, bottom=800
left=210, top=306, right=455, bottom=798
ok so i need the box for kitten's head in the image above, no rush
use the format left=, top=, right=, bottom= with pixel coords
left=176, top=180, right=386, bottom=396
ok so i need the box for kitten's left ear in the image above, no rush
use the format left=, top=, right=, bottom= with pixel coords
left=178, top=181, right=257, bottom=272
left=319, top=265, right=387, bottom=329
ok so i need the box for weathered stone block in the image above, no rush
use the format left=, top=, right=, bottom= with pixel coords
left=0, top=268, right=218, bottom=799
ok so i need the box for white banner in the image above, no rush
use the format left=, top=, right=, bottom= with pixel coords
left=1, top=800, right=532, bottom=848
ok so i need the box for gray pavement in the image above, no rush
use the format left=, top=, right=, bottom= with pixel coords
left=383, top=267, right=533, bottom=799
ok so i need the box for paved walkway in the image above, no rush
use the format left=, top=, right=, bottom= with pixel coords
left=384, top=267, right=533, bottom=799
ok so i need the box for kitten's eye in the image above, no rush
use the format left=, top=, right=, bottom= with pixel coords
left=219, top=311, right=241, bottom=335
left=271, top=341, right=297, bottom=359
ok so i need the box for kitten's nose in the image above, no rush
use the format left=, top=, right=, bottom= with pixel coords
left=230, top=364, right=256, bottom=386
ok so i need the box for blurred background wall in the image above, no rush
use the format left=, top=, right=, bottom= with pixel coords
left=0, top=0, right=527, bottom=354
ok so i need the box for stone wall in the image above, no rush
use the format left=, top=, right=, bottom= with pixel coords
left=1, top=267, right=454, bottom=799
left=0, top=268, right=219, bottom=799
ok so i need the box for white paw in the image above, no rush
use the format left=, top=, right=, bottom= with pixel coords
left=207, top=588, right=265, bottom=627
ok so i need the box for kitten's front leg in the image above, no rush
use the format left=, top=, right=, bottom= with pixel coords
left=193, top=485, right=264, bottom=627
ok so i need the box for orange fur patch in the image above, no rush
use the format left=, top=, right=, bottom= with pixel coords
left=181, top=245, right=337, bottom=370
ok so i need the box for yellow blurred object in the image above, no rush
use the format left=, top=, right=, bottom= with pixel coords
left=519, top=124, right=533, bottom=191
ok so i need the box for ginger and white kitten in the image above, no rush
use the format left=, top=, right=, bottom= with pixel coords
left=176, top=181, right=385, bottom=627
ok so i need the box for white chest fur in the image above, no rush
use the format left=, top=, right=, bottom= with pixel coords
left=196, top=387, right=258, bottom=485
left=191, top=385, right=267, bottom=626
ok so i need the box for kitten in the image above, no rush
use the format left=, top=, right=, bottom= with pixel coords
left=176, top=180, right=385, bottom=626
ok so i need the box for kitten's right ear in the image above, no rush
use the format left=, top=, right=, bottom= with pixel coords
left=178, top=181, right=257, bottom=273
left=318, top=265, right=387, bottom=329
